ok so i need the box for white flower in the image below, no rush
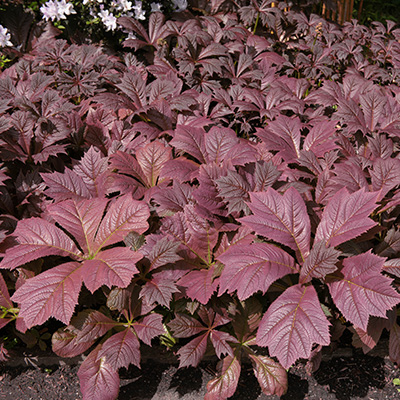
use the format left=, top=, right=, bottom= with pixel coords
left=57, top=0, right=76, bottom=18
left=0, top=25, right=12, bottom=47
left=133, top=0, right=146, bottom=20
left=112, top=0, right=133, bottom=12
left=40, top=0, right=76, bottom=22
left=172, top=0, right=187, bottom=11
left=150, top=2, right=162, bottom=12
left=98, top=9, right=117, bottom=31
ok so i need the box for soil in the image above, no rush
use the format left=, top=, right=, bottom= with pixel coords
left=1, top=342, right=399, bottom=400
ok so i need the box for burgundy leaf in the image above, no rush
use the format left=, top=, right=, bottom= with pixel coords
left=178, top=267, right=218, bottom=305
left=352, top=316, right=386, bottom=354
left=184, top=204, right=219, bottom=262
left=152, top=182, right=193, bottom=216
left=144, top=236, right=182, bottom=271
left=315, top=188, right=378, bottom=247
left=140, top=273, right=178, bottom=307
left=370, top=158, right=400, bottom=198
left=78, top=346, right=119, bottom=400
left=11, top=262, right=82, bottom=328
left=176, top=334, right=208, bottom=368
left=216, top=170, right=251, bottom=214
left=389, top=323, right=400, bottom=364
left=193, top=162, right=228, bottom=217
left=360, top=90, right=386, bottom=132
left=256, top=116, right=302, bottom=161
left=248, top=354, right=287, bottom=397
left=209, top=330, right=237, bottom=359
left=133, top=313, right=164, bottom=346
left=41, top=168, right=91, bottom=201
left=82, top=247, right=142, bottom=293
left=52, top=328, right=94, bottom=358
left=218, top=243, right=297, bottom=300
left=0, top=218, right=81, bottom=270
left=375, top=228, right=400, bottom=257
left=47, top=198, right=108, bottom=254
left=98, top=327, right=140, bottom=370
left=303, top=120, right=338, bottom=157
left=136, top=141, right=171, bottom=187
left=240, top=187, right=311, bottom=261
left=300, top=242, right=341, bottom=283
left=170, top=125, right=207, bottom=163
left=383, top=258, right=400, bottom=278
left=328, top=251, right=400, bottom=331
left=256, top=284, right=331, bottom=369
left=331, top=161, right=369, bottom=193
left=205, top=126, right=238, bottom=163
left=75, top=311, right=117, bottom=344
left=0, top=272, right=12, bottom=309
left=159, top=158, right=199, bottom=183
left=168, top=313, right=205, bottom=338
left=73, top=146, right=109, bottom=197
left=205, top=355, right=241, bottom=400
left=94, top=195, right=149, bottom=251
left=251, top=161, right=281, bottom=192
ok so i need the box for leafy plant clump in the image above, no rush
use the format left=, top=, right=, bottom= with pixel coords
left=0, top=1, right=400, bottom=399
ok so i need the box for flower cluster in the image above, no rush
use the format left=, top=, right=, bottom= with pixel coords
left=40, top=0, right=76, bottom=22
left=0, top=25, right=12, bottom=47
left=37, top=0, right=186, bottom=32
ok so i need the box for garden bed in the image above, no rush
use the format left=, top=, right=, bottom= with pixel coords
left=1, top=341, right=399, bottom=400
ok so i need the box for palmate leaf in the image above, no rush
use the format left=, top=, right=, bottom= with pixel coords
left=47, top=198, right=108, bottom=254
left=204, top=126, right=239, bottom=163
left=303, top=120, right=338, bottom=157
left=205, top=354, right=241, bottom=400
left=4, top=195, right=149, bottom=328
left=383, top=258, right=400, bottom=278
left=328, top=251, right=400, bottom=331
left=168, top=313, right=204, bottom=338
left=216, top=170, right=251, bottom=214
left=248, top=354, right=287, bottom=397
left=315, top=188, right=378, bottom=248
left=82, top=247, right=142, bottom=293
left=218, top=242, right=297, bottom=300
left=78, top=345, right=119, bottom=400
left=11, top=262, right=82, bottom=328
left=240, top=187, right=311, bottom=261
left=256, top=284, right=331, bottom=369
left=169, top=309, right=233, bottom=367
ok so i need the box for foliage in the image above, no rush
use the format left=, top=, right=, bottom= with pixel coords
left=0, top=1, right=400, bottom=399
